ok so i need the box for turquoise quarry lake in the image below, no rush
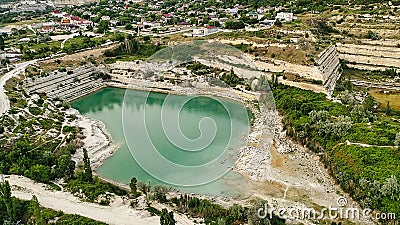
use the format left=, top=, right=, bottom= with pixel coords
left=71, top=87, right=251, bottom=197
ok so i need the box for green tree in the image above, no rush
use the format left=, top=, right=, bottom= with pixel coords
left=130, top=177, right=138, bottom=196
left=25, top=165, right=51, bottom=183
left=83, top=148, right=93, bottom=183
left=142, top=35, right=151, bottom=42
left=137, top=180, right=151, bottom=196
left=0, top=35, right=5, bottom=51
left=125, top=24, right=133, bottom=30
left=227, top=204, right=246, bottom=223
left=160, top=208, right=175, bottom=225
left=395, top=132, right=400, bottom=146
left=380, top=175, right=399, bottom=200
left=56, top=154, right=75, bottom=180
left=0, top=181, right=16, bottom=223
left=366, top=30, right=381, bottom=40
left=29, top=195, right=45, bottom=225
left=386, top=101, right=392, bottom=115
left=151, top=185, right=168, bottom=203
left=97, top=20, right=110, bottom=34
left=364, top=95, right=375, bottom=112
left=224, top=20, right=245, bottom=29
left=190, top=17, right=197, bottom=25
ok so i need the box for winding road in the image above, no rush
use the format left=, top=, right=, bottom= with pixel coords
left=0, top=59, right=37, bottom=115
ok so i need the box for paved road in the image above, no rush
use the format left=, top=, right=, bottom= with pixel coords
left=0, top=60, right=37, bottom=115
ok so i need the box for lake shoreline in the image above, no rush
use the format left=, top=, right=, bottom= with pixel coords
left=70, top=82, right=266, bottom=196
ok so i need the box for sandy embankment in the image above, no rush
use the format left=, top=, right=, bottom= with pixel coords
left=68, top=108, right=118, bottom=170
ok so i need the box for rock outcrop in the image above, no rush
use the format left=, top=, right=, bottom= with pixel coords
left=23, top=65, right=107, bottom=102
left=317, top=45, right=341, bottom=95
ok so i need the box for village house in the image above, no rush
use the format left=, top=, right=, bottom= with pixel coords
left=41, top=25, right=54, bottom=33
left=40, top=22, right=57, bottom=33
left=177, top=21, right=191, bottom=28
left=275, top=12, right=296, bottom=22
left=190, top=25, right=218, bottom=36
left=101, top=15, right=111, bottom=21
left=61, top=14, right=71, bottom=24
left=246, top=11, right=258, bottom=19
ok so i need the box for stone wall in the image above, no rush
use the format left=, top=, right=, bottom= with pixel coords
left=317, top=45, right=342, bottom=95
left=23, top=65, right=107, bottom=102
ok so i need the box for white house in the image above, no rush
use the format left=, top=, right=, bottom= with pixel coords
left=226, top=8, right=238, bottom=15
left=101, top=16, right=111, bottom=21
left=275, top=12, right=296, bottom=22
left=191, top=26, right=218, bottom=36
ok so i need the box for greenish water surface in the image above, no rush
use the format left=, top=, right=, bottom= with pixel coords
left=71, top=87, right=251, bottom=197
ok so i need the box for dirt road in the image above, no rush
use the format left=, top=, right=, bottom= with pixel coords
left=6, top=175, right=162, bottom=225
left=0, top=60, right=37, bottom=115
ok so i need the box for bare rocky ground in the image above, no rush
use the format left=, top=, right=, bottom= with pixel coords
left=68, top=108, right=119, bottom=170
left=233, top=108, right=374, bottom=224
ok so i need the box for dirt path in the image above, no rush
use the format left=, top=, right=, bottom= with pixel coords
left=332, top=140, right=399, bottom=149
left=5, top=175, right=191, bottom=225
left=0, top=60, right=37, bottom=115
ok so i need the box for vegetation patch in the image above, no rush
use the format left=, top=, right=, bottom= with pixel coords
left=272, top=83, right=400, bottom=220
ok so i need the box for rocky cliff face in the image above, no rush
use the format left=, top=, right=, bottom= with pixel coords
left=317, top=45, right=341, bottom=95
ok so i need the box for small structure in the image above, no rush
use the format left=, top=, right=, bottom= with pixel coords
left=61, top=16, right=71, bottom=24
left=101, top=16, right=111, bottom=21
left=0, top=52, right=23, bottom=62
left=246, top=11, right=257, bottom=19
left=18, top=37, right=30, bottom=43
left=191, top=26, right=218, bottom=36
left=276, top=12, right=296, bottom=22
left=52, top=9, right=67, bottom=17
left=260, top=20, right=275, bottom=27
left=177, top=22, right=191, bottom=28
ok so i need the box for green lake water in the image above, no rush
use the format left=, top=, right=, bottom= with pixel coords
left=71, top=87, right=252, bottom=197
